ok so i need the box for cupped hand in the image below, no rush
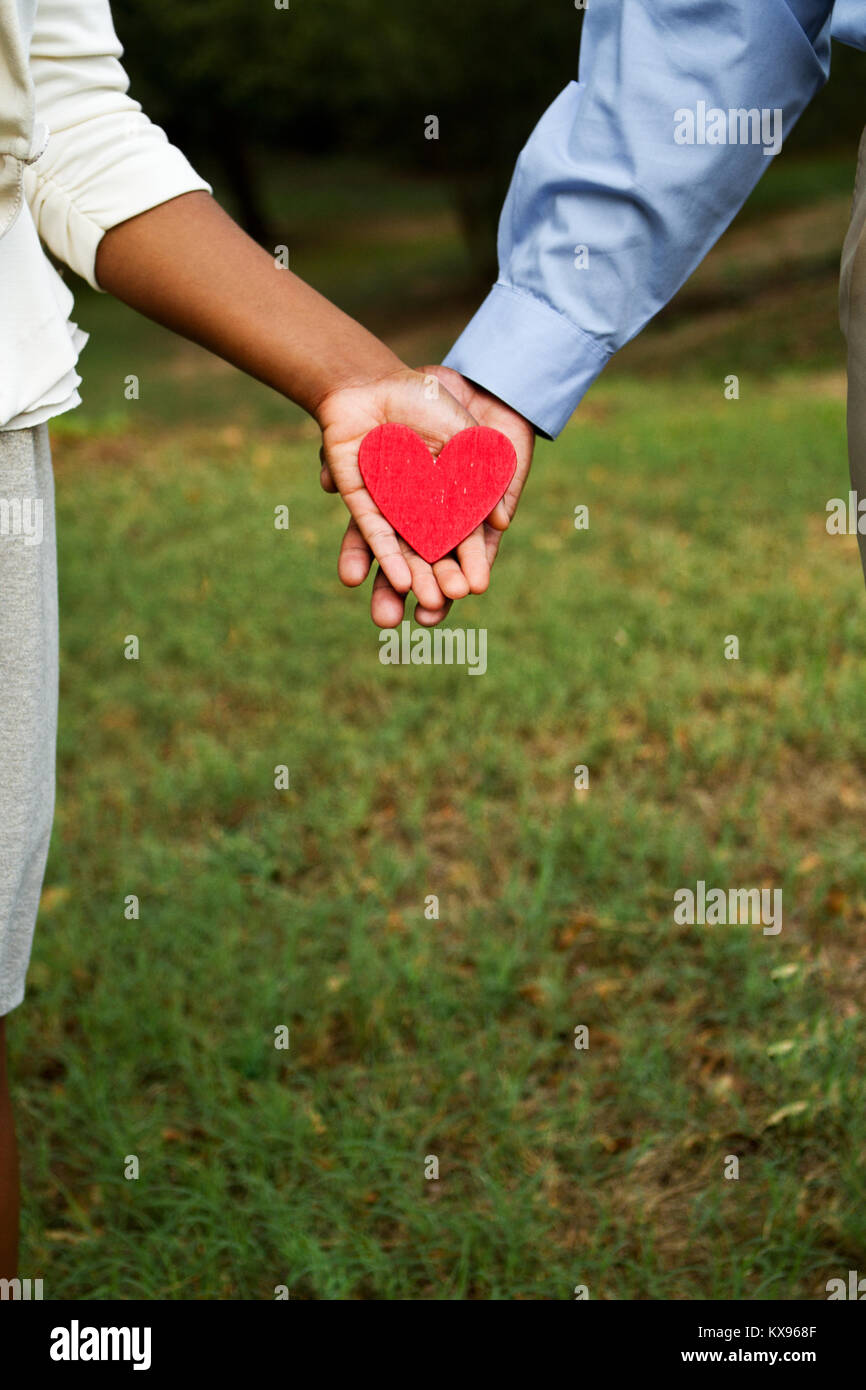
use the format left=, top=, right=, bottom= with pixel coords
left=321, top=365, right=535, bottom=627
left=316, top=366, right=494, bottom=623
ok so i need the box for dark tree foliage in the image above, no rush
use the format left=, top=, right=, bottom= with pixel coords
left=111, top=0, right=581, bottom=274
left=110, top=1, right=864, bottom=279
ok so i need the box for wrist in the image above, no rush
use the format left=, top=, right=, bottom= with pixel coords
left=312, top=361, right=411, bottom=429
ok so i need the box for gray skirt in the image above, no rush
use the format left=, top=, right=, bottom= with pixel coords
left=0, top=422, right=57, bottom=1015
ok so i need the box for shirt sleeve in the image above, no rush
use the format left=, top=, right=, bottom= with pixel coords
left=22, top=0, right=211, bottom=291
left=443, top=0, right=834, bottom=438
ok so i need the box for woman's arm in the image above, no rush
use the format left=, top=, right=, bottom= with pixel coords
left=95, top=191, right=407, bottom=421
left=95, top=191, right=488, bottom=610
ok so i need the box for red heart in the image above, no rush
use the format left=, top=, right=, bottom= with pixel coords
left=358, top=423, right=517, bottom=564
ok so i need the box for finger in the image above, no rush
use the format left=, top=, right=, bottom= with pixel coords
left=340, top=481, right=413, bottom=593
left=454, top=525, right=491, bottom=594
left=413, top=597, right=453, bottom=627
left=370, top=565, right=407, bottom=628
left=486, top=446, right=531, bottom=530
left=486, top=498, right=511, bottom=530
left=337, top=518, right=374, bottom=588
left=398, top=538, right=449, bottom=611
left=496, top=450, right=531, bottom=523
left=368, top=566, right=452, bottom=628
left=318, top=447, right=339, bottom=493
left=419, top=363, right=474, bottom=410
left=484, top=521, right=505, bottom=568
left=431, top=555, right=470, bottom=601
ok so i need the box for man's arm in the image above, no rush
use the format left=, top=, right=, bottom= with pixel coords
left=337, top=0, right=833, bottom=621
left=444, top=0, right=835, bottom=439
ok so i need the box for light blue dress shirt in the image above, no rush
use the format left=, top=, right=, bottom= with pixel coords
left=444, top=0, right=864, bottom=438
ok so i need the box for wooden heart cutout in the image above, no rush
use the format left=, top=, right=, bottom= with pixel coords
left=358, top=423, right=517, bottom=564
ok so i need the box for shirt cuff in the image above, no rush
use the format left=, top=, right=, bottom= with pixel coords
left=442, top=281, right=612, bottom=438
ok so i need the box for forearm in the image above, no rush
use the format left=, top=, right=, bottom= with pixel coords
left=94, top=191, right=403, bottom=419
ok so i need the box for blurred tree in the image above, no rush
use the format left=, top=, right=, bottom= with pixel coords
left=787, top=41, right=866, bottom=152
left=111, top=0, right=580, bottom=277
left=111, top=1, right=865, bottom=281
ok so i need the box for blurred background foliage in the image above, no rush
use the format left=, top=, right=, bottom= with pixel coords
left=111, top=1, right=866, bottom=280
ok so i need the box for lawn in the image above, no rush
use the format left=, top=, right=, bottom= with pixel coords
left=11, top=150, right=866, bottom=1299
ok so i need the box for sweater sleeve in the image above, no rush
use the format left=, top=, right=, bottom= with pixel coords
left=23, top=0, right=211, bottom=290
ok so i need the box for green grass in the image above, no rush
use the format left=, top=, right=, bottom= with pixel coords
left=11, top=151, right=866, bottom=1299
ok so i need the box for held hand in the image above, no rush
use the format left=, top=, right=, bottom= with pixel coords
left=316, top=366, right=494, bottom=625
left=93, top=194, right=499, bottom=626
left=322, top=365, right=535, bottom=627
left=428, top=366, right=535, bottom=537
